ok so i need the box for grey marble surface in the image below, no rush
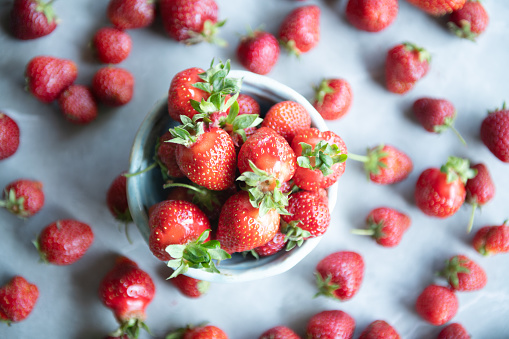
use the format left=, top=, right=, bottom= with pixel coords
left=1, top=0, right=509, bottom=338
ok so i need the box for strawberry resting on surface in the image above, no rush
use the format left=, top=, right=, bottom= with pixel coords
left=107, top=0, right=155, bottom=30
left=0, top=276, right=39, bottom=324
left=385, top=42, right=430, bottom=94
left=10, top=0, right=57, bottom=40
left=279, top=5, right=320, bottom=56
left=1, top=179, right=44, bottom=218
left=0, top=112, right=20, bottom=160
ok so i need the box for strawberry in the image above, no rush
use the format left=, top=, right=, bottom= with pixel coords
left=107, top=172, right=133, bottom=223
left=407, top=0, right=466, bottom=16
left=25, top=56, right=78, bottom=103
left=0, top=276, right=39, bottom=324
left=312, top=78, right=353, bottom=121
left=99, top=256, right=155, bottom=338
left=92, top=67, right=134, bottom=106
left=306, top=310, right=356, bottom=339
left=359, top=320, right=400, bottom=339
left=448, top=0, right=489, bottom=41
left=156, top=132, right=186, bottom=179
left=160, top=0, right=225, bottom=45
left=472, top=221, right=509, bottom=256
left=279, top=5, right=320, bottom=56
left=315, top=251, right=364, bottom=301
left=352, top=207, right=411, bottom=247
left=438, top=255, right=487, bottom=291
left=107, top=0, right=155, bottom=29
left=259, top=326, right=300, bottom=339
left=261, top=101, right=311, bottom=144
left=253, top=232, right=287, bottom=257
left=237, top=29, right=280, bottom=75
left=58, top=85, right=98, bottom=124
left=165, top=324, right=228, bottom=339
left=414, top=156, right=476, bottom=218
left=412, top=98, right=466, bottom=145
left=480, top=104, right=509, bottom=163
left=291, top=128, right=348, bottom=191
left=1, top=179, right=44, bottom=218
left=348, top=144, right=413, bottom=185
left=385, top=42, right=430, bottom=94
left=0, top=112, right=20, bottom=160
left=465, top=163, right=495, bottom=233
left=170, top=273, right=210, bottom=298
left=346, top=0, right=399, bottom=32
left=415, top=285, right=458, bottom=326
left=10, top=0, right=57, bottom=40
left=33, top=219, right=94, bottom=265
left=92, top=27, right=132, bottom=64
left=437, top=323, right=470, bottom=339
left=237, top=94, right=260, bottom=116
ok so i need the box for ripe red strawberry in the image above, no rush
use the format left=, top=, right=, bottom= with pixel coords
left=166, top=324, right=229, bottom=339
left=58, top=85, right=98, bottom=124
left=306, top=310, right=356, bottom=339
left=237, top=94, right=260, bottom=115
left=279, top=5, right=320, bottom=56
left=25, top=56, right=78, bottom=103
left=352, top=207, right=411, bottom=247
left=480, top=105, right=509, bottom=163
left=412, top=98, right=466, bottom=145
left=415, top=285, right=458, bottom=326
left=10, top=0, right=57, bottom=40
left=385, top=42, right=430, bottom=94
left=237, top=30, right=280, bottom=75
left=414, top=156, right=476, bottom=218
left=359, top=320, right=400, bottom=339
left=170, top=273, right=210, bottom=298
left=261, top=101, right=311, bottom=144
left=438, top=255, right=487, bottom=291
left=0, top=112, right=20, bottom=160
left=259, top=326, right=300, bottom=339
left=1, top=179, right=44, bottom=218
left=465, top=163, right=495, bottom=233
left=107, top=0, right=155, bottom=30
left=166, top=66, right=208, bottom=121
left=312, top=78, right=353, bottom=121
left=92, top=67, right=134, bottom=106
left=92, top=27, right=132, bottom=64
left=472, top=222, right=509, bottom=256
left=0, top=276, right=39, bottom=324
left=107, top=172, right=133, bottom=223
left=346, top=0, right=399, bottom=32
left=33, top=219, right=94, bottom=265
left=157, top=131, right=186, bottom=179
left=253, top=232, right=287, bottom=257
left=406, top=0, right=466, bottom=16
left=99, top=256, right=155, bottom=338
left=315, top=251, right=364, bottom=301
left=448, top=1, right=489, bottom=41
left=437, top=323, right=470, bottom=339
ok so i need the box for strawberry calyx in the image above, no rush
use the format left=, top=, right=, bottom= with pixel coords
left=165, top=230, right=231, bottom=278
left=347, top=144, right=388, bottom=179
left=279, top=39, right=301, bottom=58
left=488, top=102, right=507, bottom=114
left=35, top=0, right=57, bottom=24
left=0, top=188, right=27, bottom=218
left=32, top=236, right=51, bottom=264
left=448, top=20, right=478, bottom=42
left=433, top=114, right=467, bottom=145
left=111, top=317, right=150, bottom=339
left=193, top=59, right=241, bottom=95
left=185, top=19, right=227, bottom=47
left=314, top=79, right=335, bottom=105
left=297, top=141, right=347, bottom=177
left=440, top=156, right=477, bottom=184
left=241, top=249, right=260, bottom=260
left=350, top=215, right=386, bottom=239
left=402, top=42, right=431, bottom=64
left=219, top=100, right=263, bottom=142
left=314, top=273, right=340, bottom=299
left=282, top=220, right=311, bottom=251
left=163, top=182, right=220, bottom=213
left=168, top=114, right=207, bottom=147
left=437, top=256, right=471, bottom=289
left=165, top=323, right=209, bottom=339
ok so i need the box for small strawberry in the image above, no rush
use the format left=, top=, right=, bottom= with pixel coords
left=352, top=207, right=411, bottom=247
left=107, top=0, right=155, bottom=29
left=261, top=101, right=311, bottom=144
left=346, top=0, right=399, bottom=32
left=259, top=326, right=300, bottom=339
left=472, top=221, right=509, bottom=256
left=237, top=94, right=260, bottom=116
left=156, top=132, right=186, bottom=179
left=253, top=232, right=287, bottom=257
left=312, top=78, right=353, bottom=121
left=412, top=97, right=466, bottom=145
left=306, top=310, right=356, bottom=339
left=0, top=276, right=39, bottom=324
left=58, top=85, right=98, bottom=124
left=480, top=104, right=509, bottom=163
left=359, top=320, right=401, bottom=339
left=0, top=113, right=20, bottom=160
left=107, top=172, right=133, bottom=223
left=315, top=251, right=364, bottom=301
left=10, top=0, right=57, bottom=40
left=237, top=29, right=280, bottom=75
left=448, top=1, right=489, bottom=41
left=414, top=156, right=476, bottom=218
left=170, top=274, right=210, bottom=298
left=92, top=27, right=132, bottom=64
left=165, top=324, right=228, bottom=339
left=415, top=285, right=458, bottom=326
left=438, top=255, right=487, bottom=291
left=1, top=179, right=44, bottom=218
left=99, top=256, right=155, bottom=338
left=437, top=323, right=470, bottom=339
left=385, top=42, right=430, bottom=94
left=25, top=56, right=78, bottom=103
left=465, top=163, right=495, bottom=233
left=33, top=219, right=94, bottom=265
left=279, top=5, right=320, bottom=56
left=406, top=0, right=466, bottom=16
left=92, top=67, right=134, bottom=106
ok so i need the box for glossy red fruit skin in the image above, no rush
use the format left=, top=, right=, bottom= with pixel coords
left=313, top=79, right=353, bottom=121
left=413, top=98, right=456, bottom=133
left=262, top=101, right=311, bottom=144
left=346, top=0, right=398, bottom=32
left=279, top=5, right=320, bottom=55
left=36, top=220, right=94, bottom=265
left=160, top=0, right=218, bottom=41
left=415, top=285, right=458, bottom=326
left=480, top=109, right=509, bottom=163
left=465, top=163, right=494, bottom=206
left=106, top=172, right=132, bottom=222
left=472, top=224, right=509, bottom=256
left=25, top=56, right=78, bottom=103
left=385, top=44, right=429, bottom=94
left=168, top=67, right=209, bottom=122
left=237, top=31, right=280, bottom=75
left=107, top=0, right=155, bottom=29
left=359, top=320, right=400, bottom=339
left=10, top=0, right=57, bottom=40
left=254, top=232, right=287, bottom=257
left=259, top=326, right=300, bottom=339
left=369, top=145, right=413, bottom=184
left=437, top=323, right=470, bottom=339
left=306, top=310, right=356, bottom=339
left=92, top=67, right=134, bottom=106
left=282, top=190, right=331, bottom=238
left=157, top=131, right=186, bottom=179
left=0, top=276, right=39, bottom=323
left=442, top=255, right=487, bottom=292
left=365, top=207, right=411, bottom=247
left=58, top=85, right=98, bottom=124
left=406, top=0, right=466, bottom=16
left=449, top=1, right=489, bottom=38
left=0, top=113, right=20, bottom=160
left=2, top=179, right=44, bottom=217
left=92, top=28, right=132, bottom=64
left=184, top=325, right=228, bottom=339
left=170, top=274, right=210, bottom=298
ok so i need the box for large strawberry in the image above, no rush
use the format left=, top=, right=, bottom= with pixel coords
left=359, top=320, right=400, bottom=339
left=261, top=101, right=311, bottom=144
left=312, top=78, right=353, bottom=121
left=237, top=29, right=280, bottom=75
left=438, top=255, right=487, bottom=292
left=406, top=0, right=466, bottom=16
left=0, top=112, right=20, bottom=160
left=279, top=5, right=320, bottom=56
left=107, top=0, right=155, bottom=30
left=480, top=104, right=509, bottom=163
left=472, top=221, right=509, bottom=256
left=346, top=0, right=399, bottom=32
left=415, top=285, right=458, bottom=326
left=448, top=0, right=489, bottom=41
left=306, top=310, right=356, bottom=339
left=259, top=326, right=300, bottom=339
left=0, top=276, right=39, bottom=324
left=465, top=163, right=495, bottom=233
left=10, top=0, right=57, bottom=40
left=385, top=42, right=430, bottom=94
left=352, top=207, right=411, bottom=247
left=1, top=179, right=44, bottom=218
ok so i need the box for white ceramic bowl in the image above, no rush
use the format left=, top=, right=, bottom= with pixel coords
left=127, top=70, right=338, bottom=283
